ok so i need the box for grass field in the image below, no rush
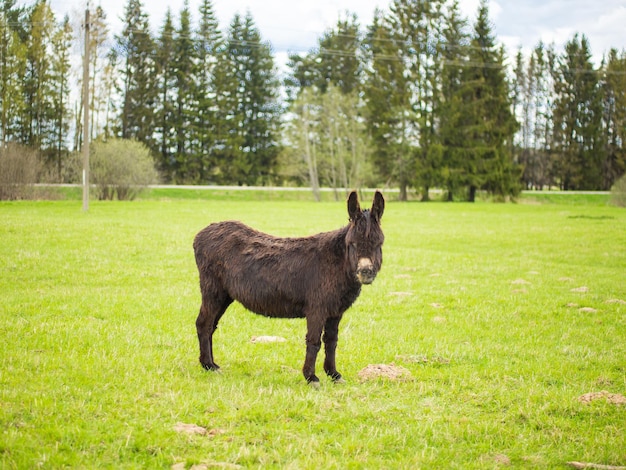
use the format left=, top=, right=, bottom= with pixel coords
left=1, top=191, right=625, bottom=469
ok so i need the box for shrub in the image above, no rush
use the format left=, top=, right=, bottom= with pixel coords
left=90, top=139, right=159, bottom=200
left=609, top=173, right=626, bottom=207
left=0, top=143, right=41, bottom=200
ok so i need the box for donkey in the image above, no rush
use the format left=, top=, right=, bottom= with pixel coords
left=193, top=190, right=385, bottom=385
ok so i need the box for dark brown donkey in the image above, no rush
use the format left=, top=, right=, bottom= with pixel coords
left=193, top=191, right=385, bottom=386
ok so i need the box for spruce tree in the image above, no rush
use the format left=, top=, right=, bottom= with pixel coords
left=601, top=49, right=626, bottom=189
left=363, top=9, right=411, bottom=197
left=116, top=0, right=156, bottom=149
left=0, top=0, right=27, bottom=144
left=318, top=14, right=362, bottom=95
left=154, top=9, right=176, bottom=181
left=287, top=14, right=362, bottom=98
left=388, top=0, right=445, bottom=200
left=194, top=0, right=223, bottom=183
left=49, top=15, right=73, bottom=179
left=23, top=1, right=56, bottom=152
left=438, top=0, right=470, bottom=201
left=221, top=12, right=281, bottom=185
left=552, top=35, right=603, bottom=190
left=460, top=0, right=519, bottom=201
left=172, top=1, right=197, bottom=183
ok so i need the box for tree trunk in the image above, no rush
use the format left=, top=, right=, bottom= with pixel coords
left=468, top=185, right=476, bottom=202
left=399, top=183, right=408, bottom=201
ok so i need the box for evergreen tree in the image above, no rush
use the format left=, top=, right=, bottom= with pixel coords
left=116, top=0, right=157, bottom=148
left=49, top=14, right=73, bottom=179
left=317, top=14, right=362, bottom=95
left=530, top=42, right=555, bottom=189
left=285, top=52, right=321, bottom=102
left=194, top=0, right=223, bottom=183
left=0, top=0, right=27, bottom=144
left=459, top=0, right=519, bottom=201
left=172, top=1, right=197, bottom=183
left=363, top=9, right=411, bottom=196
left=438, top=0, right=470, bottom=201
left=23, top=1, right=56, bottom=152
left=512, top=49, right=528, bottom=184
left=551, top=34, right=603, bottom=190
left=221, top=12, right=281, bottom=185
left=600, top=49, right=626, bottom=188
left=154, top=8, right=176, bottom=180
left=287, top=14, right=362, bottom=98
left=388, top=0, right=445, bottom=200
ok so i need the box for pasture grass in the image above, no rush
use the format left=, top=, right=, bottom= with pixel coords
left=1, top=195, right=625, bottom=469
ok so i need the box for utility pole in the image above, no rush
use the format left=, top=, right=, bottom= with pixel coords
left=82, top=8, right=90, bottom=211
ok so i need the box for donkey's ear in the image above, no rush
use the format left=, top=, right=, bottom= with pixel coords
left=371, top=191, right=385, bottom=221
left=347, top=191, right=361, bottom=221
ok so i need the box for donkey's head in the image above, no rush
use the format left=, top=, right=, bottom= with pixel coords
left=345, top=191, right=385, bottom=285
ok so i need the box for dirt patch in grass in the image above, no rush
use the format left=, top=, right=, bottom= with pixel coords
left=571, top=286, right=589, bottom=292
left=578, top=391, right=626, bottom=405
left=493, top=453, right=512, bottom=466
left=174, top=423, right=208, bottom=435
left=174, top=423, right=226, bottom=437
left=358, top=364, right=412, bottom=382
left=567, top=462, right=626, bottom=470
left=250, top=336, right=286, bottom=343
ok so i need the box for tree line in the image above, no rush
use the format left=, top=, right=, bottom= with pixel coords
left=1, top=0, right=625, bottom=200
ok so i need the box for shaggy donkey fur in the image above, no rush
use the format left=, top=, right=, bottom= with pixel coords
left=193, top=191, right=385, bottom=385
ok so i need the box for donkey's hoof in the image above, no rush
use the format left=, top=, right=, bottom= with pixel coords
left=307, top=375, right=321, bottom=389
left=327, top=371, right=344, bottom=384
left=201, top=361, right=220, bottom=371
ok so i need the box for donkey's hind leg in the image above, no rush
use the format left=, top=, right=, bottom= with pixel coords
left=196, top=278, right=232, bottom=371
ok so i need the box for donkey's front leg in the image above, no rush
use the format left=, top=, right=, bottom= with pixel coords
left=323, top=316, right=345, bottom=383
left=303, top=316, right=323, bottom=386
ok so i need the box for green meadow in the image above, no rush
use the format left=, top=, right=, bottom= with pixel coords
left=1, top=191, right=624, bottom=469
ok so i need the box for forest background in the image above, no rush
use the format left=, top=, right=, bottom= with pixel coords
left=1, top=0, right=626, bottom=201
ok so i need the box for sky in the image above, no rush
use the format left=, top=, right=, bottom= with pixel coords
left=43, top=0, right=626, bottom=68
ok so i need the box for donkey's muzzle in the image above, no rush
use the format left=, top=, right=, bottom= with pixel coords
left=356, top=258, right=377, bottom=285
